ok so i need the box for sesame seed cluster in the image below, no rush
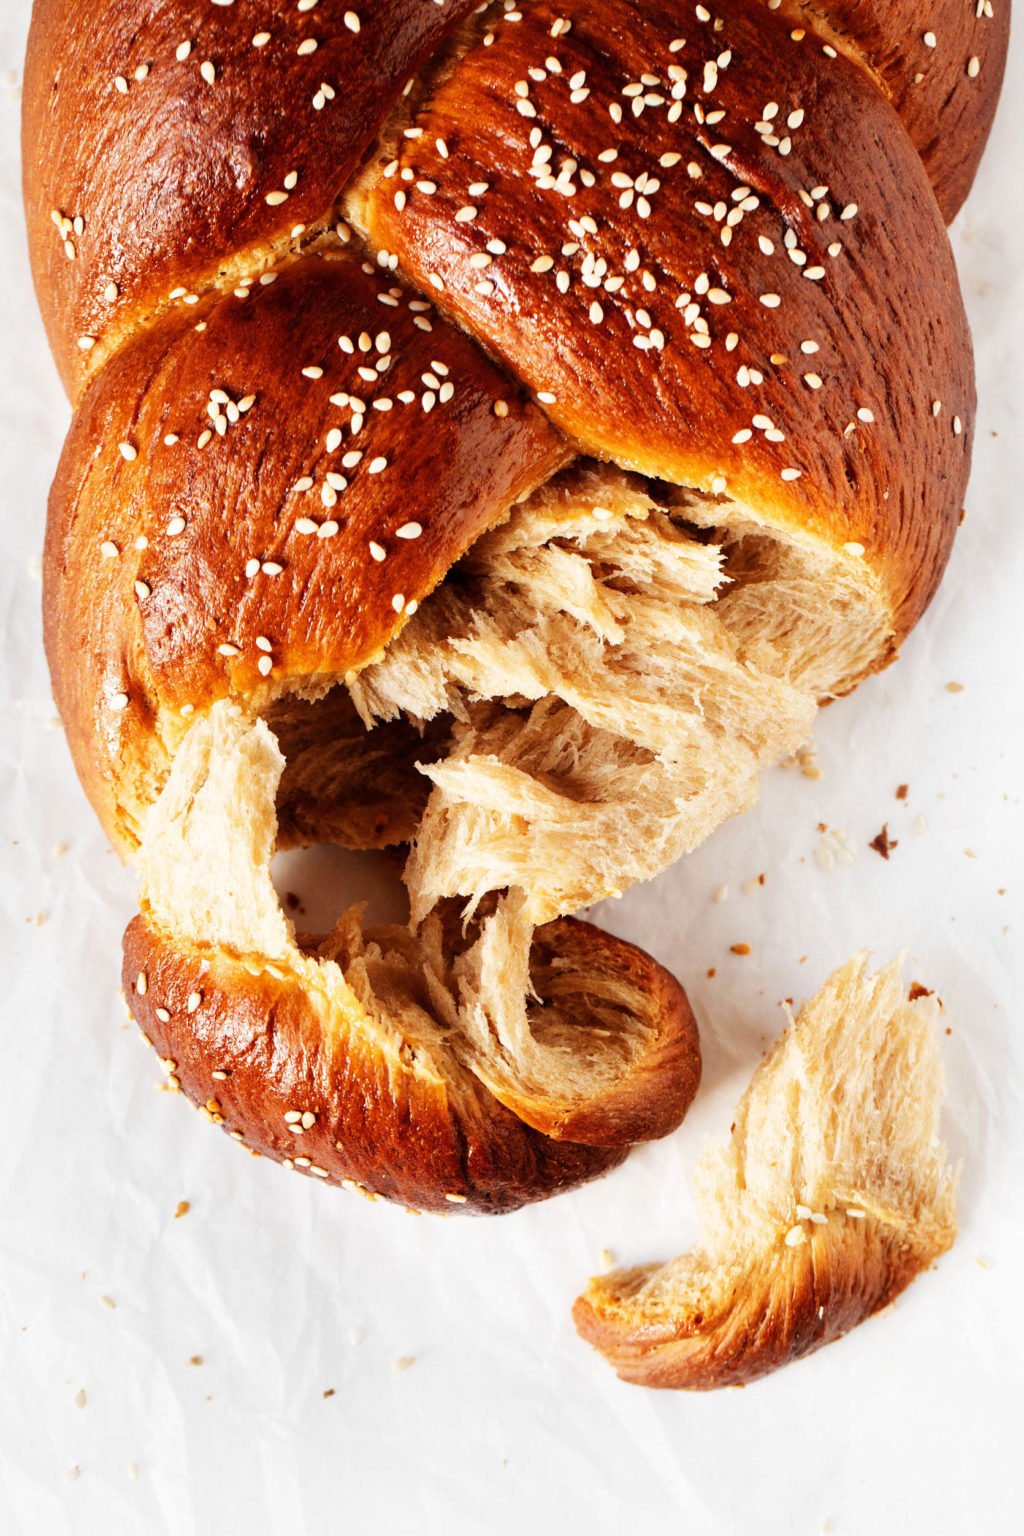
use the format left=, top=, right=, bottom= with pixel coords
left=56, top=250, right=565, bottom=744
left=362, top=0, right=976, bottom=611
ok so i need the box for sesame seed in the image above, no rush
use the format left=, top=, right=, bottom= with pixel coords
left=118, top=441, right=138, bottom=462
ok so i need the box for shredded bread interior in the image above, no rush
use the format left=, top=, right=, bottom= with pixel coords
left=349, top=465, right=885, bottom=923
left=139, top=701, right=679, bottom=1120
left=138, top=461, right=890, bottom=1119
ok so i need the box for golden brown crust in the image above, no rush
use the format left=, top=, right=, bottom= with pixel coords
left=359, top=0, right=974, bottom=649
left=24, top=1, right=1006, bottom=1221
left=122, top=908, right=702, bottom=1215
left=768, top=0, right=1011, bottom=223
left=573, top=1215, right=950, bottom=1388
left=22, top=0, right=482, bottom=396
left=43, top=249, right=568, bottom=853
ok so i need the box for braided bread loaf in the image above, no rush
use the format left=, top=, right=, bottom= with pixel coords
left=25, top=1, right=1006, bottom=1213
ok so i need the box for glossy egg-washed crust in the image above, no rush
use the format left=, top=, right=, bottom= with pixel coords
left=23, top=0, right=484, bottom=395
left=573, top=1212, right=953, bottom=1388
left=25, top=1, right=1006, bottom=1212
left=358, top=0, right=977, bottom=644
left=123, top=911, right=700, bottom=1215
left=769, top=0, right=1010, bottom=225
left=43, top=250, right=568, bottom=855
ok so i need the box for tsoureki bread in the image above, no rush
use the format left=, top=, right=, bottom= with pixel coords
left=25, top=1, right=1006, bottom=1212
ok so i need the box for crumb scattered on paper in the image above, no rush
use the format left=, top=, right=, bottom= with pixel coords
left=869, top=824, right=897, bottom=859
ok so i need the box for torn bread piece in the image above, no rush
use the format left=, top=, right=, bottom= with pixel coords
left=125, top=701, right=700, bottom=1213
left=574, top=955, right=956, bottom=1387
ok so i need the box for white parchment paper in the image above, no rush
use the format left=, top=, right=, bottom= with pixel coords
left=1, top=7, right=1021, bottom=1532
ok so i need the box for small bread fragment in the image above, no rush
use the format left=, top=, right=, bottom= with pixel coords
left=574, top=956, right=956, bottom=1388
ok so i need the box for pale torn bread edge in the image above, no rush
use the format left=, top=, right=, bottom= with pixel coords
left=574, top=954, right=957, bottom=1388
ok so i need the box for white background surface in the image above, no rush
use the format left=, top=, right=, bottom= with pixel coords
left=2, top=6, right=1022, bottom=1533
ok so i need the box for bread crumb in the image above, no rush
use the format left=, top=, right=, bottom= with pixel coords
left=323, top=1387, right=336, bottom=1398
left=711, top=884, right=729, bottom=903
left=913, top=814, right=927, bottom=835
left=188, top=1355, right=203, bottom=1367
left=64, top=1466, right=81, bottom=1484
left=393, top=1355, right=416, bottom=1373
left=174, top=1200, right=190, bottom=1219
left=908, top=983, right=933, bottom=1002
left=100, top=1295, right=116, bottom=1309
left=74, top=1388, right=87, bottom=1409
left=869, top=824, right=897, bottom=860
left=895, top=784, right=908, bottom=801
left=944, top=681, right=964, bottom=693
left=974, top=1256, right=990, bottom=1270
left=599, top=1248, right=616, bottom=1270
left=348, top=1327, right=364, bottom=1346
left=730, top=943, right=751, bottom=957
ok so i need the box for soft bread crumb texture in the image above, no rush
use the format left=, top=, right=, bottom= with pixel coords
left=574, top=954, right=957, bottom=1388
left=351, top=465, right=887, bottom=926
